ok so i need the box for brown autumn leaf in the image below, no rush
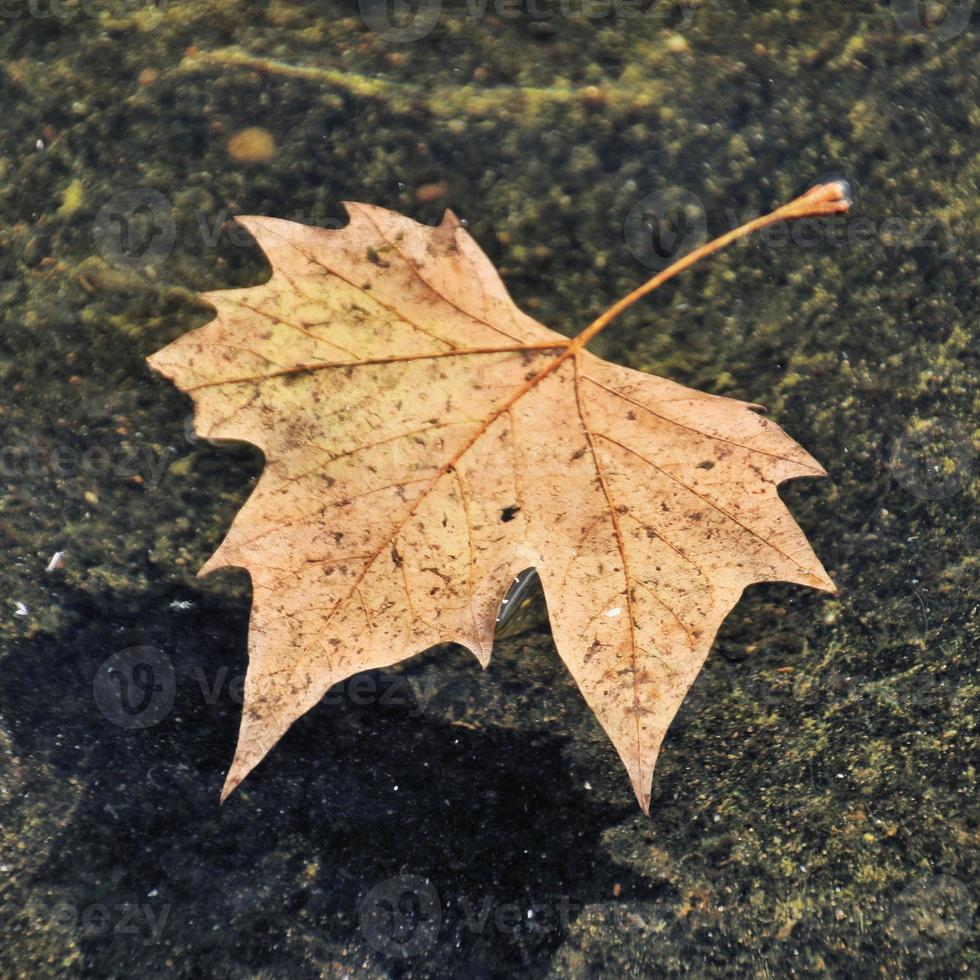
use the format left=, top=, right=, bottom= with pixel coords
left=147, top=184, right=848, bottom=812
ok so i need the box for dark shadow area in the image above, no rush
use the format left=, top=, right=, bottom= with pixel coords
left=0, top=584, right=663, bottom=978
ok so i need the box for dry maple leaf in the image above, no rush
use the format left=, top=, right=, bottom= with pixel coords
left=147, top=182, right=849, bottom=812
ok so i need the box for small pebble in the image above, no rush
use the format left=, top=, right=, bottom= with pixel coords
left=415, top=180, right=448, bottom=204
left=227, top=127, right=276, bottom=163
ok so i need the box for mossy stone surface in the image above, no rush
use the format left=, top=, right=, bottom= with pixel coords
left=0, top=2, right=977, bottom=976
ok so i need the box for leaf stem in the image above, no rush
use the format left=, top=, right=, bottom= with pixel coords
left=568, top=181, right=852, bottom=353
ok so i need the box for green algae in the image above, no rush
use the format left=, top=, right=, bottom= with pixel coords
left=0, top=0, right=977, bottom=976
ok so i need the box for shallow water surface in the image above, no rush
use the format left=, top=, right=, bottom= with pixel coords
left=0, top=2, right=977, bottom=977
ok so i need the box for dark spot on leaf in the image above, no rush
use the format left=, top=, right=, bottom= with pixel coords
left=696, top=460, right=715, bottom=470
left=500, top=505, right=521, bottom=522
left=366, top=246, right=390, bottom=268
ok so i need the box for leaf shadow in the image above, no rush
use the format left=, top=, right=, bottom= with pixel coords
left=0, top=584, right=664, bottom=977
